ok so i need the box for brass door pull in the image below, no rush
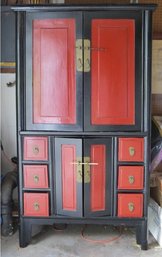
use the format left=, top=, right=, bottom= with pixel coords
left=71, top=161, right=98, bottom=165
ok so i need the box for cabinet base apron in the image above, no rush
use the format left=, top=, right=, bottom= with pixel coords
left=19, top=217, right=148, bottom=250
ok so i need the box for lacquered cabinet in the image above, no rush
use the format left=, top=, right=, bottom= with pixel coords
left=13, top=4, right=156, bottom=250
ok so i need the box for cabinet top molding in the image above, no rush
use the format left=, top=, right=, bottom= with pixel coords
left=12, top=4, right=157, bottom=12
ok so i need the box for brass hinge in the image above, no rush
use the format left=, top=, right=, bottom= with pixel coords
left=76, top=39, right=90, bottom=72
left=76, top=39, right=83, bottom=72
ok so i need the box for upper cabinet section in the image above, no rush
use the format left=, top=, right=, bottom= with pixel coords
left=18, top=8, right=145, bottom=132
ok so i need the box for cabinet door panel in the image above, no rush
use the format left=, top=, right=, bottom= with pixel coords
left=84, top=138, right=113, bottom=217
left=55, top=138, right=82, bottom=217
left=26, top=12, right=83, bottom=131
left=91, top=19, right=135, bottom=125
left=84, top=11, right=143, bottom=131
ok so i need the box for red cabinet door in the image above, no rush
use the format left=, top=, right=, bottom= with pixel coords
left=84, top=12, right=142, bottom=131
left=84, top=138, right=112, bottom=217
left=55, top=138, right=83, bottom=217
left=26, top=12, right=82, bottom=131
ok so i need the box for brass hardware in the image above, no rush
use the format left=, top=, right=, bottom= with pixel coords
left=34, top=202, right=40, bottom=211
left=71, top=157, right=82, bottom=183
left=33, top=146, right=39, bottom=155
left=71, top=157, right=98, bottom=183
left=129, top=147, right=135, bottom=157
left=84, top=157, right=90, bottom=183
left=33, top=175, right=39, bottom=183
left=128, top=175, right=135, bottom=184
left=128, top=202, right=134, bottom=212
left=0, top=62, right=16, bottom=67
left=76, top=39, right=83, bottom=72
left=84, top=39, right=90, bottom=72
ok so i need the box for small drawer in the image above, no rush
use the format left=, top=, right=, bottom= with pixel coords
left=23, top=165, right=49, bottom=188
left=118, top=138, right=144, bottom=162
left=118, top=166, right=144, bottom=190
left=23, top=137, right=48, bottom=161
left=118, top=193, right=143, bottom=217
left=24, top=193, right=49, bottom=216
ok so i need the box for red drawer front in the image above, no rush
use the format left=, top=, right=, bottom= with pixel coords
left=118, top=138, right=144, bottom=162
left=24, top=193, right=49, bottom=216
left=23, top=137, right=48, bottom=160
left=118, top=166, right=144, bottom=190
left=118, top=193, right=143, bottom=217
left=23, top=165, right=48, bottom=188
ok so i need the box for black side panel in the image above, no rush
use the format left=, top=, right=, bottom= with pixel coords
left=1, top=7, right=16, bottom=67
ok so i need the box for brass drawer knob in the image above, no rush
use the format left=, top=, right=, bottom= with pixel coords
left=129, top=147, right=135, bottom=156
left=128, top=202, right=134, bottom=212
left=128, top=175, right=135, bottom=184
left=33, top=146, right=39, bottom=155
left=34, top=202, right=40, bottom=211
left=33, top=175, right=39, bottom=183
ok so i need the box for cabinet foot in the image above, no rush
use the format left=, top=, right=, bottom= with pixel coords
left=136, top=221, right=148, bottom=250
left=19, top=219, right=32, bottom=248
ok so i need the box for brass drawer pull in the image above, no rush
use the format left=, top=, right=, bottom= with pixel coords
left=33, top=146, right=39, bottom=155
left=129, top=146, right=135, bottom=156
left=128, top=202, right=134, bottom=212
left=128, top=175, right=135, bottom=184
left=34, top=202, right=40, bottom=211
left=33, top=175, right=39, bottom=183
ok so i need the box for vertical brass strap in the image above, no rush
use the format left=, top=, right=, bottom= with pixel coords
left=76, top=39, right=83, bottom=72
left=84, top=39, right=90, bottom=72
left=84, top=157, right=90, bottom=183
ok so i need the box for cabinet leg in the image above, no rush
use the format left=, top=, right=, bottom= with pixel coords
left=136, top=221, right=148, bottom=250
left=136, top=226, right=141, bottom=245
left=19, top=219, right=32, bottom=248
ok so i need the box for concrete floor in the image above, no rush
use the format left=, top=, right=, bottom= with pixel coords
left=1, top=224, right=162, bottom=257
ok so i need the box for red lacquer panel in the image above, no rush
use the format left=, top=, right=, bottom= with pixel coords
left=118, top=137, right=144, bottom=162
left=91, top=19, right=135, bottom=125
left=33, top=19, right=76, bottom=124
left=61, top=145, right=77, bottom=211
left=90, top=145, right=106, bottom=211
left=118, top=194, right=143, bottom=217
left=118, top=166, right=144, bottom=190
left=24, top=193, right=49, bottom=217
left=23, top=165, right=48, bottom=188
left=23, top=136, right=48, bottom=161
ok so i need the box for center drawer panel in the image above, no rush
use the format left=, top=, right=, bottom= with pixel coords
left=118, top=138, right=144, bottom=162
left=23, top=136, right=48, bottom=161
left=24, top=192, right=49, bottom=217
left=23, top=165, right=49, bottom=188
left=118, top=166, right=144, bottom=190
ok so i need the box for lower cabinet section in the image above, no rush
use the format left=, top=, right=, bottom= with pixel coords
left=24, top=193, right=49, bottom=217
left=20, top=135, right=146, bottom=248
